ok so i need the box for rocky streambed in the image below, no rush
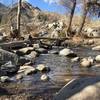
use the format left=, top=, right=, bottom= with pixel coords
left=0, top=41, right=100, bottom=100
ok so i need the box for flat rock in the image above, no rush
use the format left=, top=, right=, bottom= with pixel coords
left=59, top=48, right=77, bottom=57
left=71, top=57, right=80, bottom=62
left=18, top=47, right=34, bottom=55
left=92, top=45, right=100, bottom=51
left=18, top=65, right=37, bottom=75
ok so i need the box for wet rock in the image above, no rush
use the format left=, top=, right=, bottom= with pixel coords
left=35, top=48, right=47, bottom=54
left=71, top=57, right=80, bottom=62
left=54, top=77, right=100, bottom=100
left=18, top=65, right=37, bottom=75
left=36, top=64, right=50, bottom=72
left=16, top=74, right=24, bottom=80
left=18, top=47, right=34, bottom=55
left=48, top=50, right=59, bottom=54
left=59, top=48, right=77, bottom=57
left=41, top=74, right=49, bottom=81
left=1, top=61, right=19, bottom=76
left=95, top=55, right=100, bottom=62
left=80, top=57, right=93, bottom=68
left=92, top=45, right=100, bottom=51
left=24, top=67, right=37, bottom=75
left=0, top=76, right=10, bottom=82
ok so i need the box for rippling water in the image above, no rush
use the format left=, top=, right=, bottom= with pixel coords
left=0, top=46, right=100, bottom=99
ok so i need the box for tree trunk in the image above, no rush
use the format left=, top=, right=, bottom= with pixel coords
left=17, top=0, right=22, bottom=37
left=77, top=0, right=89, bottom=35
left=66, top=0, right=76, bottom=37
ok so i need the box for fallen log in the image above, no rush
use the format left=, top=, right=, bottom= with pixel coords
left=0, top=37, right=69, bottom=50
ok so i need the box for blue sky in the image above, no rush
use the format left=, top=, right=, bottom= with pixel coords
left=0, top=0, right=81, bottom=14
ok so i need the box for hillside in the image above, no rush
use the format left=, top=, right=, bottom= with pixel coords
left=0, top=1, right=100, bottom=38
left=0, top=3, right=8, bottom=22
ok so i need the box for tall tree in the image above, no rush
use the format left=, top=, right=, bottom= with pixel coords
left=17, top=0, right=22, bottom=37
left=59, top=0, right=77, bottom=37
left=77, top=0, right=89, bottom=35
left=78, top=0, right=100, bottom=35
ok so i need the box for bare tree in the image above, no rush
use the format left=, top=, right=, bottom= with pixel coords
left=59, top=0, right=77, bottom=37
left=78, top=0, right=100, bottom=35
left=17, top=0, right=22, bottom=37
left=77, top=0, right=89, bottom=35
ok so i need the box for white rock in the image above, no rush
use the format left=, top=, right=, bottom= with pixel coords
left=16, top=74, right=24, bottom=80
left=24, top=68, right=37, bottom=75
left=80, top=58, right=93, bottom=68
left=59, top=48, right=76, bottom=57
left=19, top=47, right=34, bottom=54
left=71, top=57, right=80, bottom=62
left=18, top=65, right=37, bottom=75
left=92, top=45, right=100, bottom=51
left=0, top=76, right=10, bottom=82
left=41, top=74, right=49, bottom=81
left=95, top=55, right=100, bottom=62
left=36, top=64, right=47, bottom=72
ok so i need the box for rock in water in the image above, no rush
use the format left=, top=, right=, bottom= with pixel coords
left=59, top=48, right=77, bottom=57
left=41, top=74, right=49, bottom=81
left=18, top=65, right=37, bottom=76
left=36, top=64, right=50, bottom=72
left=92, top=45, right=100, bottom=51
left=80, top=57, right=93, bottom=68
left=95, top=55, right=100, bottom=62
left=71, top=57, right=80, bottom=62
left=0, top=76, right=10, bottom=82
left=18, top=47, right=34, bottom=55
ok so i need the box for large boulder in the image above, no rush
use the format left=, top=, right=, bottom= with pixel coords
left=59, top=48, right=77, bottom=57
left=0, top=49, right=18, bottom=65
left=54, top=77, right=100, bottom=100
left=0, top=61, right=19, bottom=76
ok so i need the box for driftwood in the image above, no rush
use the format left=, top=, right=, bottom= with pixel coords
left=0, top=37, right=69, bottom=50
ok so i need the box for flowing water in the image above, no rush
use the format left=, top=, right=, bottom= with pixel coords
left=0, top=46, right=100, bottom=99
